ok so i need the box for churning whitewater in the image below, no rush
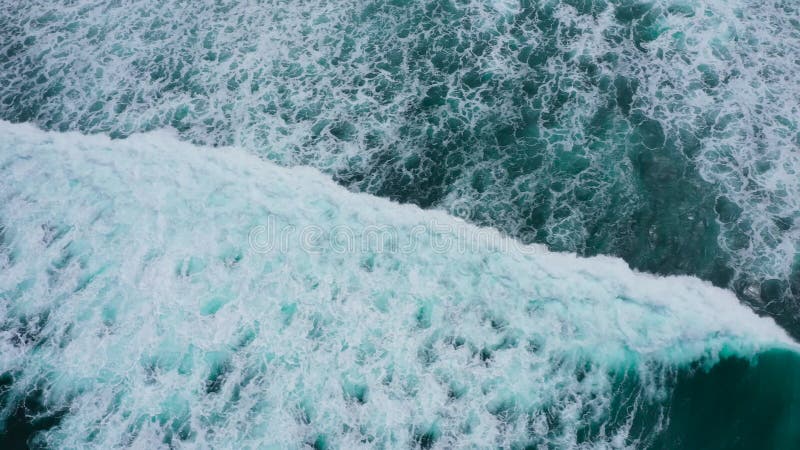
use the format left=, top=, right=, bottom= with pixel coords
left=1, top=0, right=798, bottom=334
left=1, top=0, right=800, bottom=447
left=0, top=122, right=795, bottom=448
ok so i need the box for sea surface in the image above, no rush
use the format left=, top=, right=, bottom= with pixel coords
left=0, top=0, right=799, bottom=448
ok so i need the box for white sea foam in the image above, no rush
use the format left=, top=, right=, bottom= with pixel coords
left=1, top=0, right=797, bottom=303
left=0, top=122, right=794, bottom=448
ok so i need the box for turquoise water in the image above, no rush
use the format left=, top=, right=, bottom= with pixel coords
left=0, top=124, right=797, bottom=448
left=1, top=0, right=798, bottom=329
left=0, top=0, right=799, bottom=448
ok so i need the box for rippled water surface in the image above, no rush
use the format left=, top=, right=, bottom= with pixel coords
left=1, top=0, right=799, bottom=448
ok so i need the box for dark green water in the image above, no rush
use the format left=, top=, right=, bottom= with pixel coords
left=1, top=0, right=797, bottom=335
left=656, top=350, right=800, bottom=449
left=1, top=0, right=799, bottom=448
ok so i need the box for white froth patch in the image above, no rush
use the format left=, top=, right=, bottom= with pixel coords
left=0, top=122, right=794, bottom=448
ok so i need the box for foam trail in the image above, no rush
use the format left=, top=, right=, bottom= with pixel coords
left=0, top=122, right=794, bottom=448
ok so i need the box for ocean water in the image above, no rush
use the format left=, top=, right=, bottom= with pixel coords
left=0, top=0, right=799, bottom=448
left=1, top=0, right=798, bottom=331
left=0, top=123, right=798, bottom=448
